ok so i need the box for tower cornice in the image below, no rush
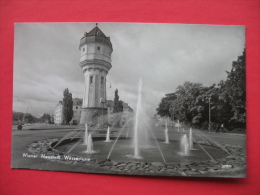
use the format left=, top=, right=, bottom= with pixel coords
left=80, top=59, right=112, bottom=73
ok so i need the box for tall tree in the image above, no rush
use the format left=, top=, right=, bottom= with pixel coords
left=113, top=89, right=123, bottom=113
left=63, top=88, right=73, bottom=124
left=224, top=49, right=246, bottom=127
left=113, top=89, right=123, bottom=127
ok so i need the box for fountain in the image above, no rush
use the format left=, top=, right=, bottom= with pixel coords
left=132, top=79, right=143, bottom=159
left=164, top=120, right=169, bottom=144
left=83, top=123, right=88, bottom=145
left=51, top=105, right=228, bottom=172
left=105, top=126, right=111, bottom=142
left=124, top=78, right=157, bottom=160
left=51, top=78, right=228, bottom=168
left=179, top=134, right=190, bottom=156
left=84, top=134, right=96, bottom=154
left=189, top=128, right=193, bottom=149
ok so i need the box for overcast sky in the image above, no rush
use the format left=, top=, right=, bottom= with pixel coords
left=13, top=22, right=245, bottom=117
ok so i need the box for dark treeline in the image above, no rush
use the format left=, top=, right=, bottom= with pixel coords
left=13, top=112, right=54, bottom=124
left=156, top=50, right=246, bottom=131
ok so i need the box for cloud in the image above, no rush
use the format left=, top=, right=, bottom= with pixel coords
left=13, top=23, right=245, bottom=117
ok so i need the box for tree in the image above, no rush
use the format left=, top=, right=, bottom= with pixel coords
left=40, top=113, right=53, bottom=124
left=13, top=111, right=38, bottom=123
left=156, top=93, right=176, bottom=118
left=13, top=112, right=25, bottom=122
left=224, top=50, right=246, bottom=128
left=113, top=89, right=123, bottom=113
left=63, top=88, right=73, bottom=124
left=170, top=82, right=205, bottom=124
left=156, top=50, right=246, bottom=131
left=113, top=89, right=123, bottom=126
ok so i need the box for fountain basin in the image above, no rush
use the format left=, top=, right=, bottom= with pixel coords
left=55, top=137, right=228, bottom=163
left=27, top=137, right=246, bottom=177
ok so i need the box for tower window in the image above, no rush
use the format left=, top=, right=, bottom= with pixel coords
left=101, top=77, right=104, bottom=85
left=97, top=46, right=100, bottom=50
left=83, top=48, right=85, bottom=52
left=90, top=76, right=93, bottom=84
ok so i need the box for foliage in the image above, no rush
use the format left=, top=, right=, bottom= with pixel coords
left=156, top=50, right=246, bottom=130
left=63, top=88, right=74, bottom=124
left=113, top=89, right=123, bottom=113
left=40, top=113, right=53, bottom=124
left=13, top=112, right=25, bottom=122
left=224, top=50, right=246, bottom=126
left=156, top=93, right=176, bottom=118
left=13, top=111, right=38, bottom=123
left=113, top=89, right=123, bottom=127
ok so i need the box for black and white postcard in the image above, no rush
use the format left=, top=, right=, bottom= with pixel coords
left=12, top=23, right=246, bottom=178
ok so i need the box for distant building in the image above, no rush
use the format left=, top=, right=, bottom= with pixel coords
left=54, top=98, right=83, bottom=125
left=54, top=101, right=63, bottom=125
left=106, top=100, right=134, bottom=126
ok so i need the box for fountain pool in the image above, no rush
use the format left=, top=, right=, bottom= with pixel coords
left=55, top=136, right=228, bottom=163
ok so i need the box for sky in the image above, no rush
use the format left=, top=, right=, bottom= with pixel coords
left=13, top=22, right=245, bottom=117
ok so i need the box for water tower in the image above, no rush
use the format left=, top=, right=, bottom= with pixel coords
left=79, top=24, right=113, bottom=125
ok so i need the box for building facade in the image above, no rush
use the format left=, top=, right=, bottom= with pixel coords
left=79, top=24, right=113, bottom=125
left=54, top=98, right=83, bottom=125
left=54, top=101, right=63, bottom=125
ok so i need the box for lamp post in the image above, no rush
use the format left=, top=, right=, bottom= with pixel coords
left=100, top=98, right=106, bottom=131
left=203, top=96, right=212, bottom=132
left=208, top=97, right=211, bottom=132
left=105, top=80, right=112, bottom=126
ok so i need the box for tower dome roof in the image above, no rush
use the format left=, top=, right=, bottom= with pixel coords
left=85, top=25, right=109, bottom=39
left=80, top=24, right=112, bottom=49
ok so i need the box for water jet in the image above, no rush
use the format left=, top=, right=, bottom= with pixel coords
left=164, top=120, right=169, bottom=144
left=105, top=126, right=112, bottom=142
left=83, top=123, right=88, bottom=145
left=189, top=128, right=193, bottom=149
left=179, top=134, right=190, bottom=156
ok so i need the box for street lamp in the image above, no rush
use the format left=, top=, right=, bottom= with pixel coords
left=207, top=97, right=211, bottom=132
left=100, top=98, right=106, bottom=130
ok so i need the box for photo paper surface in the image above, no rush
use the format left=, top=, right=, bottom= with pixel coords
left=12, top=23, right=246, bottom=178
